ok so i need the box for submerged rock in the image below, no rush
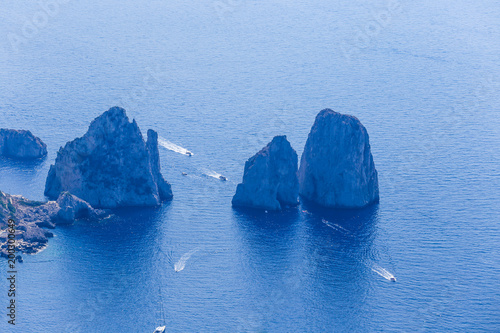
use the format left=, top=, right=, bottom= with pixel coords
left=0, top=129, right=47, bottom=159
left=44, top=107, right=173, bottom=208
left=298, top=109, right=379, bottom=208
left=232, top=135, right=299, bottom=211
left=0, top=190, right=104, bottom=259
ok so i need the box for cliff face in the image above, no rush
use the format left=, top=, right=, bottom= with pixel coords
left=0, top=129, right=47, bottom=159
left=298, top=109, right=379, bottom=208
left=44, top=107, right=173, bottom=208
left=232, top=135, right=299, bottom=211
left=146, top=129, right=173, bottom=201
left=54, top=192, right=103, bottom=224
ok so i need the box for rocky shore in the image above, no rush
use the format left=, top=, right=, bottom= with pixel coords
left=0, top=191, right=107, bottom=260
left=1, top=106, right=381, bottom=260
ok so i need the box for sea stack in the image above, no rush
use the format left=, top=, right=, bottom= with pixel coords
left=44, top=107, right=173, bottom=208
left=298, top=109, right=379, bottom=208
left=0, top=129, right=47, bottom=159
left=232, top=135, right=299, bottom=211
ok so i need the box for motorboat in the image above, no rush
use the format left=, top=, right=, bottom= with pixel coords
left=390, top=277, right=396, bottom=282
left=181, top=172, right=188, bottom=176
left=186, top=151, right=193, bottom=156
left=219, top=175, right=227, bottom=181
left=154, top=284, right=166, bottom=333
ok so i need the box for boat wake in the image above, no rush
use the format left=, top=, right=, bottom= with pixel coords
left=202, top=169, right=227, bottom=181
left=158, top=136, right=193, bottom=156
left=174, top=248, right=200, bottom=272
left=371, top=264, right=396, bottom=282
left=157, top=247, right=174, bottom=266
left=322, top=219, right=351, bottom=236
left=321, top=219, right=397, bottom=282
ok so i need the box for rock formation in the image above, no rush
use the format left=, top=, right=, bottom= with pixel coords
left=53, top=192, right=103, bottom=224
left=146, top=129, right=174, bottom=201
left=44, top=107, right=173, bottom=208
left=0, top=129, right=47, bottom=159
left=0, top=190, right=105, bottom=259
left=232, top=135, right=299, bottom=210
left=298, top=109, right=379, bottom=208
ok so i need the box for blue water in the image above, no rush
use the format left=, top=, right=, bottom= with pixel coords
left=1, top=0, right=500, bottom=331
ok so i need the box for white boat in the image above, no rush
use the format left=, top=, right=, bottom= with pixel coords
left=181, top=172, right=188, bottom=176
left=186, top=151, right=193, bottom=156
left=154, top=284, right=167, bottom=333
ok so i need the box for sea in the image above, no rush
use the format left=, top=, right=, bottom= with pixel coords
left=0, top=0, right=499, bottom=331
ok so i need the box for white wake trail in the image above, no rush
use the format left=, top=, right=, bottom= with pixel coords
left=321, top=218, right=397, bottom=282
left=174, top=248, right=200, bottom=272
left=158, top=136, right=193, bottom=156
left=202, top=168, right=226, bottom=180
left=322, top=219, right=351, bottom=236
left=371, top=264, right=396, bottom=281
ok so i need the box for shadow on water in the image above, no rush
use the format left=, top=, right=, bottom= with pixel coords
left=299, top=199, right=381, bottom=272
left=57, top=204, right=171, bottom=260
left=300, top=199, right=380, bottom=249
left=231, top=203, right=382, bottom=331
left=0, top=156, right=48, bottom=178
left=0, top=155, right=47, bottom=169
left=232, top=205, right=300, bottom=229
left=298, top=200, right=381, bottom=331
left=231, top=206, right=304, bottom=330
left=45, top=204, right=172, bottom=331
left=231, top=205, right=302, bottom=275
left=0, top=156, right=50, bottom=200
left=232, top=206, right=302, bottom=263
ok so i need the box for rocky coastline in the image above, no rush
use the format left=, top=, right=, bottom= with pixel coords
left=0, top=191, right=107, bottom=260
left=1, top=106, right=380, bottom=260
